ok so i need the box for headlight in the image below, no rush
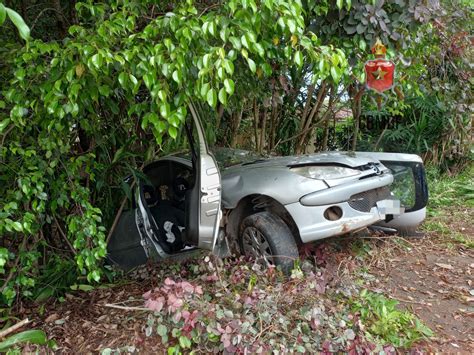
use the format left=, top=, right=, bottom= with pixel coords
left=291, top=166, right=361, bottom=180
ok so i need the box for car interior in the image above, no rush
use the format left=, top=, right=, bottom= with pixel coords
left=140, top=159, right=195, bottom=253
left=138, top=118, right=202, bottom=255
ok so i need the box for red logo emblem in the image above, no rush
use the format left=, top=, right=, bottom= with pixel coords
left=365, top=59, right=395, bottom=93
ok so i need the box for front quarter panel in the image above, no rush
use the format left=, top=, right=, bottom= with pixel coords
left=221, top=166, right=328, bottom=209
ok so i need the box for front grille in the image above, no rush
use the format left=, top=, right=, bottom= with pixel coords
left=348, top=187, right=391, bottom=212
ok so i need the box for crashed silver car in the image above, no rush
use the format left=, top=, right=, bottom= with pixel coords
left=108, top=104, right=428, bottom=272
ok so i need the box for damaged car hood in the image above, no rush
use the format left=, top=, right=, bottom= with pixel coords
left=215, top=149, right=377, bottom=170
left=216, top=149, right=389, bottom=209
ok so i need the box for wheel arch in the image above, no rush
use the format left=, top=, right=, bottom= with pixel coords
left=225, top=194, right=302, bottom=247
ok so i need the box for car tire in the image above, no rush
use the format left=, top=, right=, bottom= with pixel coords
left=239, top=212, right=299, bottom=274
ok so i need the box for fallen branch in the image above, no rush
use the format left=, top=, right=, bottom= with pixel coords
left=0, top=318, right=30, bottom=339
left=103, top=303, right=151, bottom=312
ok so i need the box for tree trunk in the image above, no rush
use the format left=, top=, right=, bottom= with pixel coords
left=230, top=110, right=243, bottom=148
left=269, top=98, right=279, bottom=153
left=350, top=86, right=365, bottom=151
left=321, top=85, right=335, bottom=151
left=216, top=104, right=224, bottom=131
left=259, top=108, right=267, bottom=154
left=51, top=0, right=67, bottom=37
left=253, top=99, right=260, bottom=152
left=295, top=81, right=327, bottom=154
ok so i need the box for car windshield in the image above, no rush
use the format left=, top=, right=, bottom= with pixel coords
left=211, top=147, right=268, bottom=168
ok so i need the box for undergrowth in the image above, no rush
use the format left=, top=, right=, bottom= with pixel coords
left=97, top=251, right=433, bottom=354
left=350, top=289, right=433, bottom=348
left=426, top=164, right=474, bottom=210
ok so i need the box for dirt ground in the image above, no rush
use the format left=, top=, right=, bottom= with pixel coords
left=365, top=206, right=474, bottom=353
left=15, top=206, right=474, bottom=353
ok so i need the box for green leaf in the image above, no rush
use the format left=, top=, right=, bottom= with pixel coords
left=254, top=42, right=265, bottom=57
left=218, top=87, right=227, bottom=105
left=168, top=126, right=177, bottom=139
left=143, top=73, right=154, bottom=89
left=229, top=36, right=241, bottom=50
left=294, top=50, right=303, bottom=67
left=224, top=78, right=235, bottom=95
left=160, top=103, right=170, bottom=119
left=318, top=59, right=325, bottom=73
left=331, top=66, right=340, bottom=82
left=172, top=70, right=182, bottom=84
left=336, top=0, right=343, bottom=10
left=200, top=82, right=210, bottom=98
left=209, top=21, right=217, bottom=36
left=91, top=53, right=102, bottom=69
left=70, top=284, right=94, bottom=291
left=157, top=324, right=168, bottom=337
left=0, top=4, right=6, bottom=26
left=0, top=330, right=47, bottom=351
left=224, top=60, right=234, bottom=75
left=241, top=34, right=249, bottom=49
left=359, top=38, right=367, bottom=52
left=346, top=0, right=352, bottom=11
left=247, top=58, right=256, bottom=73
left=118, top=72, right=128, bottom=88
left=217, top=67, right=225, bottom=80
left=287, top=19, right=296, bottom=34
left=98, top=85, right=111, bottom=97
left=129, top=74, right=138, bottom=87
left=206, top=88, right=217, bottom=108
left=179, top=335, right=192, bottom=349
left=155, top=120, right=167, bottom=133
left=6, top=8, right=30, bottom=41
left=158, top=90, right=167, bottom=102
left=0, top=118, right=10, bottom=134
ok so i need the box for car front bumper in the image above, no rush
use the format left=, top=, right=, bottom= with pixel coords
left=285, top=199, right=403, bottom=243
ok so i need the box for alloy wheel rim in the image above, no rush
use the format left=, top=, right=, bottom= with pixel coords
left=242, top=226, right=274, bottom=266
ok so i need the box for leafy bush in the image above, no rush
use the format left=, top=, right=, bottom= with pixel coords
left=351, top=289, right=433, bottom=348
left=0, top=0, right=345, bottom=306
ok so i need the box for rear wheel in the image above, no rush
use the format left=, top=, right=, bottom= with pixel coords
left=239, top=212, right=299, bottom=274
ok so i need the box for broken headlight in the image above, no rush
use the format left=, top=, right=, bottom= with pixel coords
left=291, top=166, right=361, bottom=180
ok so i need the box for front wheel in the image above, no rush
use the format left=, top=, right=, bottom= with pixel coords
left=239, top=212, right=299, bottom=274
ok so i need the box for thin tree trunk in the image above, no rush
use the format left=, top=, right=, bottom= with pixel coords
left=259, top=108, right=267, bottom=154
left=230, top=110, right=243, bottom=148
left=321, top=85, right=335, bottom=151
left=350, top=86, right=365, bottom=151
left=216, top=104, right=224, bottom=131
left=253, top=99, right=260, bottom=152
left=51, top=0, right=67, bottom=36
left=269, top=100, right=278, bottom=152
left=300, top=84, right=315, bottom=127
left=295, top=81, right=327, bottom=154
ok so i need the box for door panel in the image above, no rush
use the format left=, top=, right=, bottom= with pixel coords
left=187, top=103, right=222, bottom=250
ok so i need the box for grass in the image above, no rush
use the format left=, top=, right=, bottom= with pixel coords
left=421, top=164, right=474, bottom=249
left=426, top=164, right=474, bottom=210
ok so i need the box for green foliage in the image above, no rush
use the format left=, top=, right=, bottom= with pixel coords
left=351, top=289, right=433, bottom=348
left=0, top=2, right=30, bottom=41
left=0, top=0, right=348, bottom=306
left=0, top=329, right=48, bottom=352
